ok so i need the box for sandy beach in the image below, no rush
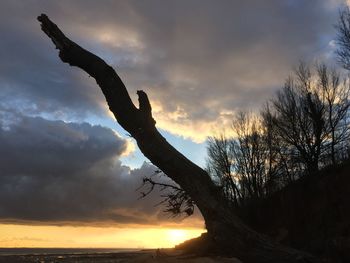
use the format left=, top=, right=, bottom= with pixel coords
left=0, top=249, right=242, bottom=263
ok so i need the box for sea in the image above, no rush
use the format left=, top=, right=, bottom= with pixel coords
left=0, top=248, right=139, bottom=256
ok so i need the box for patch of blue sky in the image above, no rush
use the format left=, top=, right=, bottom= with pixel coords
left=85, top=114, right=208, bottom=170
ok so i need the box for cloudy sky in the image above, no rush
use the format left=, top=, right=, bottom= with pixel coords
left=0, top=0, right=347, bottom=248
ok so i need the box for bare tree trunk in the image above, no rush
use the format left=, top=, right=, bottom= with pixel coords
left=37, top=14, right=318, bottom=263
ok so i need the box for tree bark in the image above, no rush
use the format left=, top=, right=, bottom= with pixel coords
left=37, top=14, right=319, bottom=263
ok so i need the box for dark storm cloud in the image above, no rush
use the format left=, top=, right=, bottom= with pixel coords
left=0, top=0, right=344, bottom=139
left=0, top=112, right=190, bottom=225
left=0, top=12, right=110, bottom=119
left=0, top=0, right=341, bottom=226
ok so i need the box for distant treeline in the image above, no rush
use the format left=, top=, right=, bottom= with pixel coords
left=206, top=8, right=350, bottom=207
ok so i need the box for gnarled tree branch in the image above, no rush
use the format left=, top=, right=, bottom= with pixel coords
left=38, top=14, right=318, bottom=263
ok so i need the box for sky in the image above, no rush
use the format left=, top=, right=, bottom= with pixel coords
left=0, top=0, right=347, bottom=248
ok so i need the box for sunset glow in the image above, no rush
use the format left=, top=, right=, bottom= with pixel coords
left=0, top=224, right=204, bottom=248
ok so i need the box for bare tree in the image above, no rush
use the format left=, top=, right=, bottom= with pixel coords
left=206, top=113, right=268, bottom=206
left=267, top=63, right=350, bottom=175
left=206, top=110, right=292, bottom=206
left=207, top=134, right=241, bottom=206
left=231, top=113, right=268, bottom=201
left=269, top=64, right=327, bottom=175
left=261, top=103, right=295, bottom=186
left=38, top=14, right=317, bottom=262
left=317, top=64, right=350, bottom=165
left=336, top=6, right=350, bottom=70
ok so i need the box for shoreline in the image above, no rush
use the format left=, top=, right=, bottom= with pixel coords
left=0, top=248, right=242, bottom=262
left=0, top=247, right=145, bottom=256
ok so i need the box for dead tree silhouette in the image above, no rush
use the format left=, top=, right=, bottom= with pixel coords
left=37, top=14, right=318, bottom=263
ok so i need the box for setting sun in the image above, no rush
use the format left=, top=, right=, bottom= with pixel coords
left=167, top=230, right=191, bottom=245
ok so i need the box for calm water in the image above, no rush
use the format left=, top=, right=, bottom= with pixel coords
left=0, top=248, right=139, bottom=256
